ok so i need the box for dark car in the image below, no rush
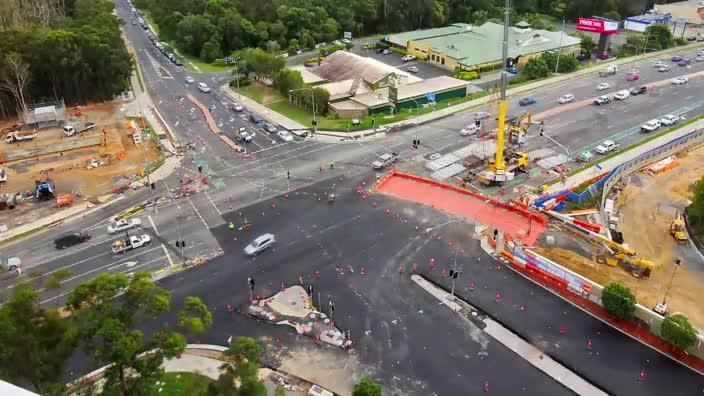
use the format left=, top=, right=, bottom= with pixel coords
left=678, top=58, right=691, bottom=66
left=173, top=58, right=183, bottom=66
left=671, top=55, right=683, bottom=62
left=54, top=231, right=91, bottom=249
left=629, top=86, right=647, bottom=95
left=518, top=96, right=537, bottom=106
left=263, top=123, right=278, bottom=133
left=248, top=113, right=264, bottom=124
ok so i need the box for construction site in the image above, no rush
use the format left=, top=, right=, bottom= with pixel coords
left=0, top=101, right=162, bottom=234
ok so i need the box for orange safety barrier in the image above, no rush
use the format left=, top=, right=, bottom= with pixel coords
left=573, top=218, right=601, bottom=233
left=186, top=94, right=221, bottom=134
left=219, top=134, right=244, bottom=152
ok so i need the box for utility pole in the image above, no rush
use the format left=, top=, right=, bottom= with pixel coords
left=555, top=19, right=566, bottom=73
left=328, top=300, right=335, bottom=321
left=248, top=277, right=255, bottom=301
left=449, top=249, right=462, bottom=298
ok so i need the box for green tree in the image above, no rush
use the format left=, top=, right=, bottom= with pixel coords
left=274, top=385, right=286, bottom=396
left=201, top=39, right=223, bottom=63
left=246, top=48, right=285, bottom=85
left=601, top=283, right=636, bottom=320
left=66, top=273, right=188, bottom=395
left=176, top=14, right=218, bottom=56
left=208, top=337, right=266, bottom=396
left=542, top=51, right=578, bottom=73
left=353, top=377, right=382, bottom=396
left=571, top=32, right=595, bottom=53
left=312, top=87, right=330, bottom=116
left=661, top=313, right=698, bottom=351
left=178, top=296, right=213, bottom=336
left=646, top=24, right=674, bottom=50
left=44, top=267, right=73, bottom=307
left=0, top=284, right=78, bottom=394
left=523, top=58, right=550, bottom=79
left=277, top=68, right=304, bottom=96
left=686, top=178, right=704, bottom=237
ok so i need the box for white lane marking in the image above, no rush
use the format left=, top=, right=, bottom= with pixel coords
left=188, top=197, right=209, bottom=228
left=148, top=215, right=160, bottom=235
left=204, top=191, right=222, bottom=216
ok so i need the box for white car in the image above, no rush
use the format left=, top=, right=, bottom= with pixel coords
left=696, top=56, right=704, bottom=62
left=197, top=82, right=211, bottom=92
left=401, top=55, right=416, bottom=62
left=641, top=119, right=661, bottom=132
left=660, top=114, right=680, bottom=126
left=276, top=130, right=294, bottom=142
left=375, top=125, right=390, bottom=133
left=558, top=94, right=575, bottom=104
left=653, top=61, right=665, bottom=68
left=372, top=152, right=398, bottom=169
left=232, top=103, right=244, bottom=112
left=595, top=140, right=617, bottom=154
left=244, top=233, right=276, bottom=256
left=658, top=65, right=672, bottom=72
left=407, top=66, right=419, bottom=73
left=596, top=82, right=610, bottom=91
left=185, top=76, right=195, bottom=84
left=672, top=76, right=688, bottom=85
left=474, top=111, right=491, bottom=120
left=107, top=218, right=142, bottom=234
left=613, top=90, right=630, bottom=101
left=460, top=124, right=480, bottom=136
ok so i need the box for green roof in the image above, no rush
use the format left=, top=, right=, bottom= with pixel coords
left=386, top=23, right=473, bottom=47
left=418, top=22, right=581, bottom=67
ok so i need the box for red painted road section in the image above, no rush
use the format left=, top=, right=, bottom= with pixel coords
left=376, top=171, right=547, bottom=245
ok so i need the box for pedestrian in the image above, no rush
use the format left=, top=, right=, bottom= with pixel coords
left=287, top=170, right=290, bottom=179
left=329, top=161, right=334, bottom=169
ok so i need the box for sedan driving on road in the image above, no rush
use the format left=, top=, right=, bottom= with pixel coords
left=629, top=86, right=647, bottom=95
left=518, top=96, right=537, bottom=106
left=474, top=111, right=491, bottom=120
left=244, top=234, right=276, bottom=257
left=641, top=119, right=661, bottom=132
left=197, top=82, right=211, bottom=93
left=185, top=76, right=195, bottom=84
left=672, top=76, right=688, bottom=85
left=653, top=61, right=665, bottom=68
left=596, top=82, right=610, bottom=91
left=613, top=90, right=630, bottom=101
left=671, top=55, right=683, bottom=62
left=558, top=94, right=575, bottom=104
left=401, top=55, right=416, bottom=62
left=594, top=95, right=611, bottom=105
left=658, top=64, right=672, bottom=72
left=276, top=130, right=294, bottom=142
left=407, top=66, right=419, bottom=73
left=107, top=218, right=142, bottom=234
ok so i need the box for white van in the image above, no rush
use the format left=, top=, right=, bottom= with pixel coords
left=460, top=124, right=480, bottom=136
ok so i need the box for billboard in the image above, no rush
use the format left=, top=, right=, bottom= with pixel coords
left=577, top=18, right=618, bottom=34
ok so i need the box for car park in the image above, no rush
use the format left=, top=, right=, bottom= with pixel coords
left=672, top=76, right=688, bottom=85
left=594, top=95, right=611, bottom=105
left=276, top=130, right=294, bottom=142
left=660, top=114, right=680, bottom=126
left=407, top=66, right=419, bottom=73
left=613, top=90, right=630, bottom=101
left=641, top=119, right=661, bottom=132
left=518, top=96, right=537, bottom=106
left=558, top=94, right=575, bottom=104
left=54, top=231, right=91, bottom=249
left=629, top=86, right=647, bottom=95
left=372, top=152, right=398, bottom=170
left=244, top=233, right=276, bottom=256
left=197, top=82, right=211, bottom=93
left=185, top=76, right=195, bottom=84
left=107, top=218, right=142, bottom=234
left=401, top=55, right=416, bottom=61
left=596, top=82, right=610, bottom=91
left=658, top=64, right=672, bottom=72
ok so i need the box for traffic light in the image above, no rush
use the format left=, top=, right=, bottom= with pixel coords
left=475, top=119, right=481, bottom=127
left=539, top=127, right=544, bottom=136
left=150, top=182, right=156, bottom=190
left=248, top=277, right=256, bottom=290
left=198, top=165, right=203, bottom=173
left=311, top=120, right=317, bottom=126
left=449, top=270, right=459, bottom=279
left=176, top=240, right=186, bottom=248
left=412, top=139, right=420, bottom=149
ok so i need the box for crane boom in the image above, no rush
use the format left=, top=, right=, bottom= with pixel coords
left=493, top=0, right=510, bottom=173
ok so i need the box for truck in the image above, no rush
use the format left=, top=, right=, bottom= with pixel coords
left=0, top=257, right=21, bottom=272
left=63, top=121, right=96, bottom=136
left=111, top=234, right=151, bottom=254
left=595, top=140, right=618, bottom=154
left=598, top=65, right=618, bottom=77
left=5, top=130, right=38, bottom=143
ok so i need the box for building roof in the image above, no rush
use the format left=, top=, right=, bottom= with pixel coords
left=394, top=76, right=469, bottom=101
left=626, top=12, right=672, bottom=23
left=386, top=23, right=474, bottom=47
left=417, top=22, right=581, bottom=67
left=350, top=88, right=390, bottom=108
left=655, top=0, right=704, bottom=8
left=329, top=99, right=369, bottom=112
left=310, top=51, right=421, bottom=85
left=289, top=65, right=326, bottom=85
left=318, top=79, right=373, bottom=101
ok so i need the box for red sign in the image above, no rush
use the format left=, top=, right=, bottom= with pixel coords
left=577, top=18, right=618, bottom=34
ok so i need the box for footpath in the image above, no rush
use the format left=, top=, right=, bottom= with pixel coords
left=221, top=86, right=307, bottom=131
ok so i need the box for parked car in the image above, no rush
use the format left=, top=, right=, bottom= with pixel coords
left=596, top=82, right=610, bottom=91
left=263, top=123, right=278, bottom=133
left=641, top=119, right=661, bottom=132
left=696, top=55, right=704, bottom=62
left=236, top=128, right=253, bottom=143
left=107, top=218, right=142, bottom=234
left=558, top=94, right=575, bottom=104
left=595, top=140, right=618, bottom=154
left=506, top=67, right=519, bottom=74
left=248, top=113, right=264, bottom=124
left=629, top=86, right=647, bottom=95
left=381, top=49, right=390, bottom=55
left=613, top=90, right=630, bottom=101
left=407, top=66, right=419, bottom=73
left=653, top=61, right=665, bottom=68
left=594, top=95, right=611, bottom=105
left=658, top=64, right=672, bottom=72
left=660, top=114, right=680, bottom=126
left=231, top=103, right=244, bottom=112
left=671, top=55, right=683, bottom=62
left=678, top=58, right=691, bottom=66
left=244, top=233, right=276, bottom=256
left=401, top=55, right=416, bottom=62
left=197, top=82, right=211, bottom=93
left=672, top=76, right=688, bottom=85
left=276, top=130, right=294, bottom=142
left=518, top=96, right=537, bottom=106
left=54, top=231, right=91, bottom=249
left=185, top=76, right=195, bottom=84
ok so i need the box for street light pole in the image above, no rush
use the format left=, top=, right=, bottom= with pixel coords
left=555, top=19, right=566, bottom=74
left=662, top=257, right=681, bottom=305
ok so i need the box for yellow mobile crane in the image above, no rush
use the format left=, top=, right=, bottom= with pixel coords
left=592, top=232, right=657, bottom=278
left=475, top=0, right=529, bottom=186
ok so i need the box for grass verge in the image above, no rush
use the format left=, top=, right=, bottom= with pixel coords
left=156, top=372, right=212, bottom=395
left=133, top=57, right=145, bottom=93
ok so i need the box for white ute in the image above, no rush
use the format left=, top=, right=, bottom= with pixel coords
left=595, top=140, right=618, bottom=154
left=111, top=235, right=151, bottom=254
left=641, top=119, right=661, bottom=132
left=372, top=152, right=398, bottom=169
left=107, top=218, right=142, bottom=234
left=660, top=114, right=680, bottom=126
left=613, top=90, right=630, bottom=101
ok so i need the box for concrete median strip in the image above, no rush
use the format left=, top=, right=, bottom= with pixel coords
left=412, top=274, right=608, bottom=396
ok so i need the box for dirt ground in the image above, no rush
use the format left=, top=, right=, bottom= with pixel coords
left=0, top=102, right=161, bottom=228
left=536, top=146, right=704, bottom=329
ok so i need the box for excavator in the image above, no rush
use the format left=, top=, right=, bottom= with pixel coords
left=592, top=232, right=657, bottom=278
left=669, top=212, right=688, bottom=244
